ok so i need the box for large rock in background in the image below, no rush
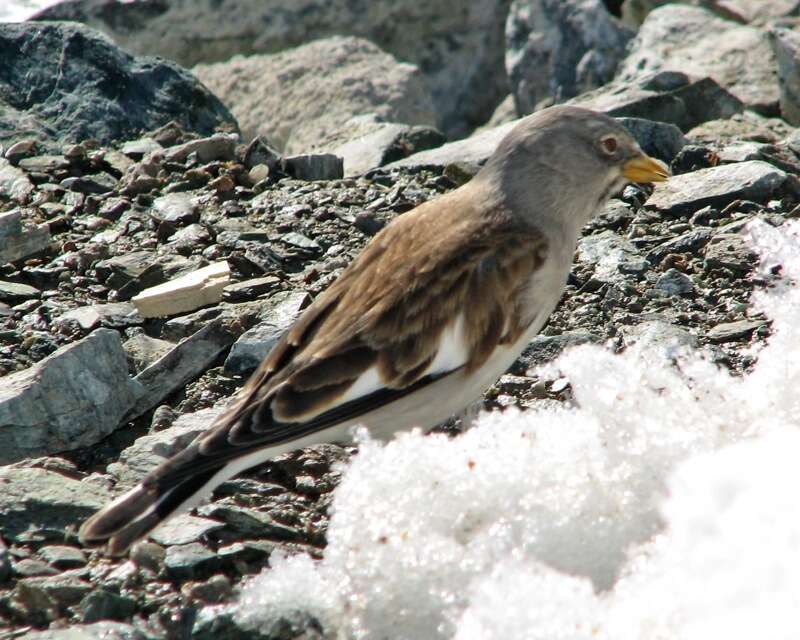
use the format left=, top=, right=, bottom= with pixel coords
left=621, top=0, right=800, bottom=26
left=506, top=0, right=634, bottom=115
left=0, top=21, right=237, bottom=151
left=568, top=72, right=744, bottom=132
left=33, top=0, right=513, bottom=138
left=193, top=36, right=437, bottom=154
left=615, top=4, right=780, bottom=115
left=769, top=28, right=800, bottom=127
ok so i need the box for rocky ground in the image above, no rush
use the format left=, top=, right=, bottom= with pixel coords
left=2, top=0, right=800, bottom=638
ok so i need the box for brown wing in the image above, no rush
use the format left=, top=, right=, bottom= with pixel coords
left=153, top=188, right=547, bottom=484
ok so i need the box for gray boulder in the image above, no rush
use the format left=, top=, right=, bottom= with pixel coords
left=36, top=0, right=511, bottom=138
left=193, top=36, right=437, bottom=154
left=615, top=4, right=779, bottom=115
left=613, top=117, right=686, bottom=163
left=0, top=328, right=143, bottom=464
left=644, top=161, right=790, bottom=215
left=506, top=0, right=634, bottom=115
left=387, top=120, right=517, bottom=170
left=0, top=22, right=237, bottom=152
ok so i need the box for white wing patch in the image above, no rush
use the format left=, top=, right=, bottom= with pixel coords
left=424, top=313, right=469, bottom=377
left=337, top=367, right=383, bottom=405
left=335, top=314, right=470, bottom=406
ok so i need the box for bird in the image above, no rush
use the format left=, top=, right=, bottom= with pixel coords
left=79, top=105, right=670, bottom=555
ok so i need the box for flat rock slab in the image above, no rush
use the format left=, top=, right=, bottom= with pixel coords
left=0, top=280, right=41, bottom=303
left=618, top=320, right=698, bottom=356
left=122, top=333, right=175, bottom=372
left=387, top=119, right=516, bottom=169
left=0, top=209, right=51, bottom=264
left=570, top=72, right=743, bottom=132
left=224, top=291, right=310, bottom=374
left=0, top=467, right=111, bottom=542
left=222, top=276, right=280, bottom=302
left=164, top=542, right=220, bottom=580
left=647, top=229, right=713, bottom=264
left=56, top=302, right=143, bottom=331
left=20, top=621, right=149, bottom=639
left=654, top=268, right=695, bottom=297
left=314, top=117, right=446, bottom=176
left=129, top=319, right=238, bottom=418
left=577, top=230, right=643, bottom=288
left=150, top=192, right=198, bottom=225
left=132, top=261, right=230, bottom=318
left=644, top=161, right=789, bottom=215
left=391, top=111, right=690, bottom=170
left=0, top=208, right=22, bottom=238
left=162, top=133, right=237, bottom=164
left=149, top=513, right=225, bottom=547
left=519, top=331, right=598, bottom=370
left=0, top=328, right=143, bottom=464
left=703, top=233, right=758, bottom=272
left=94, top=251, right=155, bottom=290
left=197, top=502, right=300, bottom=540
left=707, top=319, right=767, bottom=343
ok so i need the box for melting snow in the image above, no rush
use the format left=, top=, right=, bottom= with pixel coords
left=229, top=219, right=800, bottom=639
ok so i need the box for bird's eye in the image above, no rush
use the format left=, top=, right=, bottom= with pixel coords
left=601, top=136, right=618, bottom=155
left=601, top=136, right=619, bottom=154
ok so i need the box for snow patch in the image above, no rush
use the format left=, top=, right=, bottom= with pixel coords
left=229, top=219, right=800, bottom=639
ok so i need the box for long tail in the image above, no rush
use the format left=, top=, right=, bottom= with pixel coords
left=78, top=441, right=286, bottom=556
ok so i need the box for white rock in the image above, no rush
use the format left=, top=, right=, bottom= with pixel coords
left=132, top=261, right=230, bottom=318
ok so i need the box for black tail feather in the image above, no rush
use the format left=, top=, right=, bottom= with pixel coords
left=79, top=467, right=221, bottom=556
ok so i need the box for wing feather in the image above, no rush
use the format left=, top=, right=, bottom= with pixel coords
left=183, top=189, right=548, bottom=465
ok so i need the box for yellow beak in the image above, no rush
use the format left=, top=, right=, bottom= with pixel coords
left=622, top=154, right=671, bottom=184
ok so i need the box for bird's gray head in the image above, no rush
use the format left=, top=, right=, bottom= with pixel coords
left=479, top=105, right=670, bottom=235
